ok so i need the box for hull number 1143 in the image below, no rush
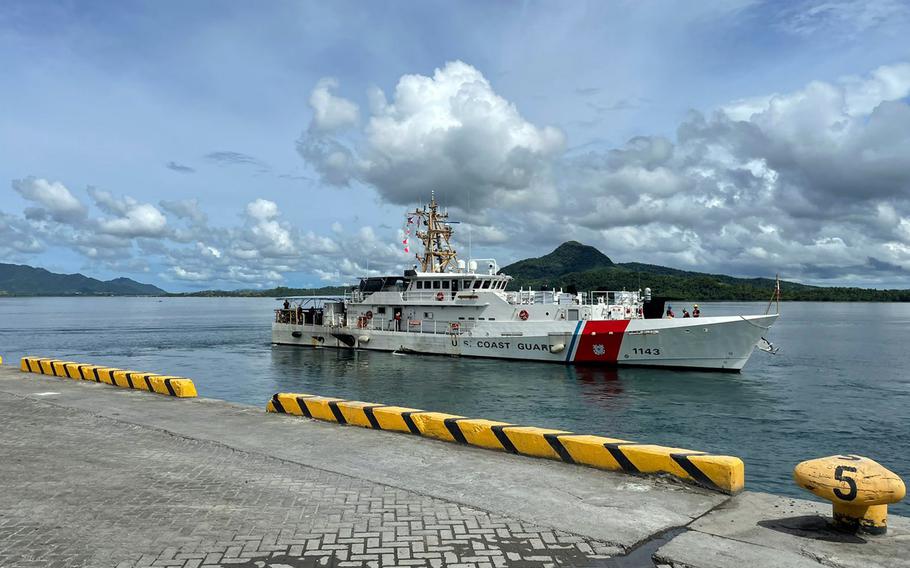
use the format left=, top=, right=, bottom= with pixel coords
left=632, top=347, right=661, bottom=355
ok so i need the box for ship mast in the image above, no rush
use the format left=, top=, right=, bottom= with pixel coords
left=411, top=193, right=458, bottom=273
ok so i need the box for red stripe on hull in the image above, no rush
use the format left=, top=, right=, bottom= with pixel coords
left=572, top=320, right=631, bottom=363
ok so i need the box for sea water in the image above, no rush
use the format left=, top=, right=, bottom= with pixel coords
left=1, top=296, right=907, bottom=514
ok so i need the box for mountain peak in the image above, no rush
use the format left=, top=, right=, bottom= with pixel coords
left=501, top=241, right=613, bottom=281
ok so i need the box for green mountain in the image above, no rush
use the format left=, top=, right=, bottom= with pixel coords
left=500, top=241, right=613, bottom=280
left=170, top=285, right=348, bottom=298
left=0, top=263, right=165, bottom=296
left=501, top=242, right=910, bottom=301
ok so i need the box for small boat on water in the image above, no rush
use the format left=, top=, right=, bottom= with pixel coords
left=272, top=196, right=778, bottom=371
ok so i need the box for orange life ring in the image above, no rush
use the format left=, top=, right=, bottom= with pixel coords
left=436, top=291, right=444, bottom=301
left=519, top=309, right=529, bottom=321
left=451, top=322, right=460, bottom=331
left=365, top=310, right=373, bottom=320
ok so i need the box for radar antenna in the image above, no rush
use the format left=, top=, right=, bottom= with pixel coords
left=411, top=192, right=458, bottom=273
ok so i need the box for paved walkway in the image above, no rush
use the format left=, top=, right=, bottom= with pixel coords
left=0, top=391, right=620, bottom=568
left=1, top=365, right=908, bottom=568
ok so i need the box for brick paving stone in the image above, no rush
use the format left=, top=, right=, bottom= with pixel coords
left=0, top=393, right=617, bottom=567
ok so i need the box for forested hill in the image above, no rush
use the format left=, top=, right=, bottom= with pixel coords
left=170, top=285, right=349, bottom=298
left=0, top=263, right=165, bottom=296
left=500, top=242, right=910, bottom=301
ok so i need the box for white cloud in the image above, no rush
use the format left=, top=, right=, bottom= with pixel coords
left=6, top=61, right=910, bottom=289
left=99, top=202, right=168, bottom=238
left=160, top=198, right=207, bottom=224
left=547, top=62, right=910, bottom=282
left=308, top=77, right=360, bottom=132
left=298, top=61, right=566, bottom=208
left=12, top=177, right=87, bottom=223
left=242, top=198, right=296, bottom=256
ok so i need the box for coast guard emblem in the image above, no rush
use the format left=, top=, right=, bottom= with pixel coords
left=592, top=344, right=605, bottom=356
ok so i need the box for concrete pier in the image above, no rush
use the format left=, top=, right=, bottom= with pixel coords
left=0, top=364, right=907, bottom=567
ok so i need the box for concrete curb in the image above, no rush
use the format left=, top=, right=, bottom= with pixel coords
left=20, top=357, right=197, bottom=398
left=267, top=391, right=744, bottom=494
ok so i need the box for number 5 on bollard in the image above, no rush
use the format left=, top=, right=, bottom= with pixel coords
left=794, top=454, right=905, bottom=535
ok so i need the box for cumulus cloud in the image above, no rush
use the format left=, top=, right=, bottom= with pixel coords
left=160, top=198, right=207, bottom=224
left=555, top=62, right=910, bottom=282
left=7, top=61, right=910, bottom=289
left=12, top=177, right=87, bottom=223
left=308, top=77, right=360, bottom=132
left=84, top=188, right=169, bottom=238
left=99, top=203, right=168, bottom=238
left=298, top=61, right=566, bottom=209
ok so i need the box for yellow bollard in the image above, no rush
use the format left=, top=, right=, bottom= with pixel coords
left=794, top=454, right=905, bottom=535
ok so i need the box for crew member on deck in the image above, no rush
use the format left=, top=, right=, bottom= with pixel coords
left=666, top=305, right=675, bottom=318
left=682, top=308, right=691, bottom=318
left=693, top=304, right=701, bottom=318
left=394, top=311, right=402, bottom=331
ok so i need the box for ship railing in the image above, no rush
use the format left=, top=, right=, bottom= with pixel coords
left=506, top=290, right=566, bottom=306
left=353, top=316, right=476, bottom=336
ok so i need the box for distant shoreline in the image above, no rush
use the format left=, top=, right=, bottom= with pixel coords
left=2, top=293, right=910, bottom=302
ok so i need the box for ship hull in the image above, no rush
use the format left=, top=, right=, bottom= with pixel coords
left=272, top=314, right=777, bottom=371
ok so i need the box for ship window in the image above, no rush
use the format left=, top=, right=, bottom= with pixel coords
left=481, top=280, right=491, bottom=289
left=568, top=309, right=579, bottom=321
left=424, top=312, right=434, bottom=319
left=377, top=307, right=386, bottom=315
left=416, top=281, right=423, bottom=289
left=463, top=280, right=472, bottom=288
left=458, top=316, right=465, bottom=320
left=478, top=317, right=485, bottom=320
left=488, top=318, right=495, bottom=321
left=473, top=280, right=482, bottom=289
left=432, top=281, right=440, bottom=289
left=468, top=317, right=475, bottom=320
left=442, top=281, right=450, bottom=289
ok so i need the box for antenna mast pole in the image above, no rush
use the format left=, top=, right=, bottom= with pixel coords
left=412, top=192, right=458, bottom=273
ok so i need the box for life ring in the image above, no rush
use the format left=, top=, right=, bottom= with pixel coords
left=451, top=322, right=460, bottom=331
left=365, top=310, right=373, bottom=320
left=436, top=291, right=445, bottom=301
left=519, top=309, right=529, bottom=321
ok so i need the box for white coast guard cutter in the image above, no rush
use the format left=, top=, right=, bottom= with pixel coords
left=273, top=197, right=778, bottom=371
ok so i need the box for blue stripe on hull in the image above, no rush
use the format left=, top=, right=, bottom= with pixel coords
left=565, top=321, right=584, bottom=363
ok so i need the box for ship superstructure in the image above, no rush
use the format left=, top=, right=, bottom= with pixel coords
left=272, top=197, right=778, bottom=371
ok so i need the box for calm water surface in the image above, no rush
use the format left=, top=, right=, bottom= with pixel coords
left=1, top=297, right=907, bottom=513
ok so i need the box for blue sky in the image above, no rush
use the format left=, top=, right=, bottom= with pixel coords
left=2, top=0, right=910, bottom=290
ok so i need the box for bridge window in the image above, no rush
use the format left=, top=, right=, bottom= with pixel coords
left=473, top=280, right=482, bottom=289
left=432, top=281, right=440, bottom=289
left=481, top=280, right=491, bottom=289
left=442, top=280, right=450, bottom=289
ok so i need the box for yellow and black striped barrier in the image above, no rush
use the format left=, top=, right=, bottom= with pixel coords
left=267, top=392, right=744, bottom=494
left=20, top=356, right=197, bottom=398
